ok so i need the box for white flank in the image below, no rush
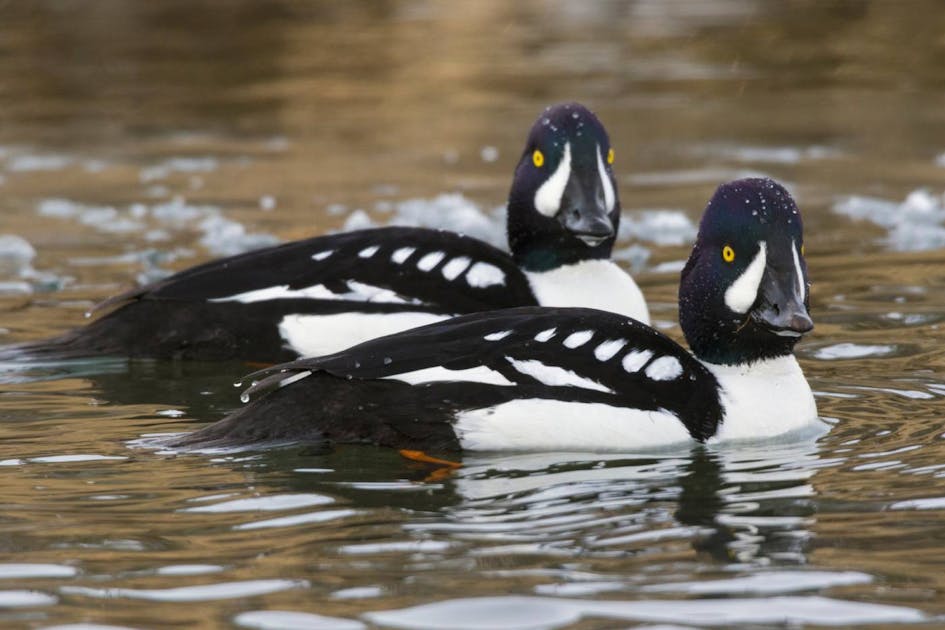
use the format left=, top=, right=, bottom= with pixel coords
left=311, top=250, right=333, bottom=261
left=645, top=356, right=683, bottom=381
left=278, top=312, right=447, bottom=357
left=563, top=330, right=594, bottom=349
left=358, top=245, right=380, bottom=258
left=792, top=240, right=805, bottom=299
left=466, top=262, right=506, bottom=288
left=724, top=241, right=767, bottom=314
left=391, top=247, right=415, bottom=264
left=417, top=251, right=446, bottom=271
left=533, top=142, right=572, bottom=217
left=622, top=349, right=653, bottom=373
left=507, top=358, right=613, bottom=393
left=526, top=260, right=649, bottom=324
left=454, top=399, right=691, bottom=451
left=704, top=355, right=820, bottom=443
left=597, top=145, right=616, bottom=212
left=441, top=256, right=472, bottom=280
left=484, top=330, right=512, bottom=341
left=534, top=328, right=556, bottom=342
left=387, top=366, right=514, bottom=387
left=594, top=338, right=627, bottom=361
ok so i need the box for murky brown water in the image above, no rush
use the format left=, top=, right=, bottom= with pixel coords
left=2, top=1, right=945, bottom=627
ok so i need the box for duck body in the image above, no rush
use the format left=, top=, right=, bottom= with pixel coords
left=15, top=103, right=648, bottom=362
left=174, top=178, right=822, bottom=452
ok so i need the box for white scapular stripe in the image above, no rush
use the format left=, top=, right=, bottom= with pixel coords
left=724, top=241, right=767, bottom=314
left=507, top=358, right=613, bottom=393
left=311, top=250, right=333, bottom=261
left=466, top=262, right=506, bottom=288
left=594, top=339, right=627, bottom=361
left=644, top=356, right=683, bottom=381
left=387, top=366, right=514, bottom=387
left=454, top=399, right=690, bottom=451
left=534, top=328, right=556, bottom=342
left=533, top=142, right=572, bottom=217
left=563, top=330, right=594, bottom=349
left=622, top=349, right=653, bottom=373
left=484, top=330, right=512, bottom=341
left=597, top=145, right=615, bottom=212
left=391, top=247, right=415, bottom=264
left=442, top=256, right=472, bottom=280
left=792, top=240, right=805, bottom=299
left=278, top=312, right=447, bottom=357
left=525, top=260, right=649, bottom=325
left=358, top=245, right=380, bottom=258
left=417, top=251, right=446, bottom=271
left=210, top=281, right=419, bottom=305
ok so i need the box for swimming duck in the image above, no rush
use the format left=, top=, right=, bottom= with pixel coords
left=173, top=177, right=820, bottom=451
left=18, top=103, right=646, bottom=362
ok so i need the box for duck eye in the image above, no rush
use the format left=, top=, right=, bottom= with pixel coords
left=607, top=148, right=615, bottom=165
left=532, top=150, right=544, bottom=168
left=801, top=244, right=805, bottom=256
left=722, top=245, right=735, bottom=263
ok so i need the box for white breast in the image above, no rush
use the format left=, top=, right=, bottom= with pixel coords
left=704, top=355, right=823, bottom=443
left=525, top=260, right=650, bottom=325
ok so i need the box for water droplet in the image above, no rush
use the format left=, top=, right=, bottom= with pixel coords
left=383, top=357, right=392, bottom=365
left=83, top=311, right=92, bottom=319
left=233, top=382, right=242, bottom=388
left=542, top=117, right=550, bottom=126
left=354, top=361, right=361, bottom=369
left=571, top=112, right=579, bottom=119
left=240, top=393, right=250, bottom=404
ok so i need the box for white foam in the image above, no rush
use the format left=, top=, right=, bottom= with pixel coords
left=235, top=611, right=364, bottom=630
left=62, top=580, right=306, bottom=603
left=814, top=343, right=895, bottom=360
left=834, top=189, right=945, bottom=251
left=181, top=493, right=333, bottom=513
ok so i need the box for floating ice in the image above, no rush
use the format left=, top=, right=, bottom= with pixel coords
left=619, top=210, right=697, bottom=246
left=181, top=493, right=334, bottom=513
left=694, top=143, right=840, bottom=165
left=337, top=540, right=452, bottom=555
left=139, top=157, right=219, bottom=183
left=233, top=509, right=358, bottom=531
left=640, top=570, right=872, bottom=595
left=0, top=589, right=58, bottom=607
left=155, top=564, right=224, bottom=576
left=0, top=564, right=77, bottom=579
left=369, top=193, right=507, bottom=249
left=6, top=154, right=73, bottom=172
left=0, top=235, right=36, bottom=281
left=363, top=595, right=925, bottom=629
left=332, top=586, right=384, bottom=599
left=62, top=579, right=307, bottom=603
left=235, top=610, right=365, bottom=630
left=834, top=189, right=945, bottom=251
left=813, top=343, right=896, bottom=360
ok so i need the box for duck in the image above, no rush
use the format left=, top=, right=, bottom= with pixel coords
left=171, top=177, right=821, bottom=452
left=15, top=103, right=647, bottom=363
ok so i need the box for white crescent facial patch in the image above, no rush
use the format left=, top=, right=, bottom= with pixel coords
left=724, top=241, right=767, bottom=314
left=533, top=142, right=572, bottom=217
left=597, top=145, right=615, bottom=213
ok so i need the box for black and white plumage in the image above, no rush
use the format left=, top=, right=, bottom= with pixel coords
left=15, top=103, right=647, bottom=362
left=173, top=178, right=823, bottom=452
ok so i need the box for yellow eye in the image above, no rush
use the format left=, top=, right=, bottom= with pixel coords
left=722, top=245, right=735, bottom=263
left=607, top=148, right=615, bottom=165
left=801, top=244, right=805, bottom=256
left=532, top=150, right=544, bottom=168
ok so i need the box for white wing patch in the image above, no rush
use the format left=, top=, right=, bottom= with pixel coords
left=533, top=142, right=572, bottom=217
left=563, top=330, right=594, bottom=349
left=417, top=251, right=446, bottom=271
left=596, top=145, right=615, bottom=213
left=442, top=256, right=472, bottom=280
left=507, top=358, right=613, bottom=394
left=358, top=245, right=380, bottom=259
left=454, top=399, right=691, bottom=451
left=534, top=328, right=556, bottom=342
left=391, top=247, right=415, bottom=264
left=484, top=330, right=512, bottom=341
left=644, top=356, right=683, bottom=381
left=724, top=241, right=767, bottom=314
left=594, top=338, right=627, bottom=361
left=622, top=349, right=653, bottom=373
left=466, top=262, right=506, bottom=288
left=311, top=250, right=333, bottom=261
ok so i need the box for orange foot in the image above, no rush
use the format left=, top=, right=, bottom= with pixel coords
left=399, top=449, right=463, bottom=469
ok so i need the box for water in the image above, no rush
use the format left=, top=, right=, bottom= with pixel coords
left=2, top=1, right=945, bottom=627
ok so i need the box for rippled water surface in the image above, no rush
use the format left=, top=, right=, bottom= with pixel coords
left=2, top=1, right=945, bottom=627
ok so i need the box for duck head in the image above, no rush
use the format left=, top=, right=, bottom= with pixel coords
left=507, top=102, right=620, bottom=272
left=679, top=178, right=812, bottom=365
